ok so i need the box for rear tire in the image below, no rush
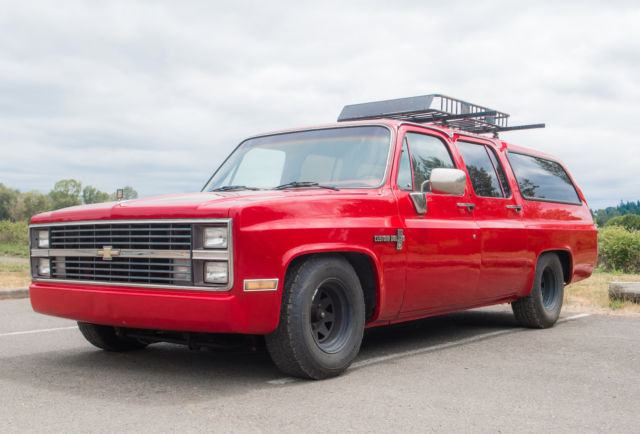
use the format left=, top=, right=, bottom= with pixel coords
left=77, top=322, right=148, bottom=351
left=512, top=253, right=564, bottom=328
left=266, top=255, right=365, bottom=380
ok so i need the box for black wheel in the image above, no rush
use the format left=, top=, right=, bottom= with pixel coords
left=265, top=255, right=365, bottom=380
left=77, top=322, right=148, bottom=351
left=512, top=253, right=564, bottom=328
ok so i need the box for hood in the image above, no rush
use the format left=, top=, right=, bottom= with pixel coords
left=29, top=190, right=361, bottom=224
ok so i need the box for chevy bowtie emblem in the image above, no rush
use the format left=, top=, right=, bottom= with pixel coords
left=97, top=246, right=120, bottom=261
left=373, top=229, right=405, bottom=251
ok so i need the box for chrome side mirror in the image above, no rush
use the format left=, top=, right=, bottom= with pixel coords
left=428, top=168, right=466, bottom=196
left=409, top=168, right=467, bottom=215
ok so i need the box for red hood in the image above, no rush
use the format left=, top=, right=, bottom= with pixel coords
left=29, top=190, right=362, bottom=224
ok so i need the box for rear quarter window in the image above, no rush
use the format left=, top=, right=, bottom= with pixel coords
left=507, top=151, right=581, bottom=205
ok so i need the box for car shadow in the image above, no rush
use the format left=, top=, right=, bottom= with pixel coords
left=0, top=306, right=523, bottom=400
left=357, top=306, right=521, bottom=363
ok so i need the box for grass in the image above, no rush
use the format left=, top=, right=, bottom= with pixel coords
left=0, top=261, right=30, bottom=289
left=564, top=271, right=640, bottom=316
left=0, top=242, right=29, bottom=258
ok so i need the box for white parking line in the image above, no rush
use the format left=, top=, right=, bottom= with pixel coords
left=267, top=313, right=592, bottom=384
left=0, top=326, right=77, bottom=338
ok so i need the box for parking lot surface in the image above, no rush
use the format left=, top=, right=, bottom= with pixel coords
left=1, top=299, right=639, bottom=433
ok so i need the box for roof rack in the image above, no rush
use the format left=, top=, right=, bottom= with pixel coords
left=337, top=94, right=544, bottom=136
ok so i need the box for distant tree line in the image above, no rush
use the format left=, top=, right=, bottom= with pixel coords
left=0, top=179, right=138, bottom=222
left=594, top=200, right=640, bottom=227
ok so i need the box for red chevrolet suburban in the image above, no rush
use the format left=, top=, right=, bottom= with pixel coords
left=29, top=95, right=598, bottom=379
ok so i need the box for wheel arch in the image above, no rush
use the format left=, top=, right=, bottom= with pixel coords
left=283, top=248, right=381, bottom=321
left=538, top=249, right=573, bottom=284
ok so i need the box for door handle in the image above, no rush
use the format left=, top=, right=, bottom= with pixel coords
left=506, top=205, right=522, bottom=212
left=457, top=203, right=475, bottom=212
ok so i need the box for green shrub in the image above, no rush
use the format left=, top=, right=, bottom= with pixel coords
left=605, top=214, right=640, bottom=231
left=597, top=226, right=640, bottom=273
left=0, top=220, right=29, bottom=257
left=0, top=220, right=28, bottom=244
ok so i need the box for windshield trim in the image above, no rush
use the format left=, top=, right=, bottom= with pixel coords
left=201, top=123, right=396, bottom=192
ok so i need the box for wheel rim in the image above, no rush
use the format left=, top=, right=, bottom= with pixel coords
left=310, top=279, right=352, bottom=354
left=541, top=267, right=559, bottom=309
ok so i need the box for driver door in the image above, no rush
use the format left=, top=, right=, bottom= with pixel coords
left=394, top=127, right=481, bottom=316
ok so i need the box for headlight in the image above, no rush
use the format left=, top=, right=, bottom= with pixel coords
left=203, top=227, right=228, bottom=249
left=204, top=261, right=228, bottom=284
left=37, top=230, right=49, bottom=248
left=37, top=258, right=51, bottom=277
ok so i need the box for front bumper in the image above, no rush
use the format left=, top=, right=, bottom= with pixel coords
left=29, top=281, right=281, bottom=335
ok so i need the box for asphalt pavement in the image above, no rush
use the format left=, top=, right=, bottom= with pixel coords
left=1, top=298, right=639, bottom=433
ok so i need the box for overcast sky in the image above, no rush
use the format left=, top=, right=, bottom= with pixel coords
left=1, top=0, right=638, bottom=210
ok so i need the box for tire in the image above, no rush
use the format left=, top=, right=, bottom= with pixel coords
left=265, top=255, right=366, bottom=380
left=512, top=253, right=564, bottom=328
left=77, top=322, right=148, bottom=351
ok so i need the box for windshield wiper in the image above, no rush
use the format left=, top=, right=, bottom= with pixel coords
left=212, top=185, right=262, bottom=192
left=274, top=181, right=340, bottom=191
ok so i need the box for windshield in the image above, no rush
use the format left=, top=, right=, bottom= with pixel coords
left=203, top=126, right=391, bottom=191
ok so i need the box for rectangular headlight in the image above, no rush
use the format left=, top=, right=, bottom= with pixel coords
left=203, top=227, right=228, bottom=249
left=37, top=230, right=49, bottom=248
left=204, top=261, right=228, bottom=284
left=37, top=258, right=51, bottom=277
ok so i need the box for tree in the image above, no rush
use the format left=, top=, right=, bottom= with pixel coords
left=21, top=191, right=53, bottom=220
left=0, top=183, right=19, bottom=221
left=111, top=186, right=138, bottom=201
left=593, top=201, right=640, bottom=226
left=595, top=209, right=609, bottom=227
left=49, top=179, right=82, bottom=210
left=605, top=214, right=640, bottom=232
left=82, top=185, right=111, bottom=204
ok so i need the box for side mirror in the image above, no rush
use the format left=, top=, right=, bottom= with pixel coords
left=428, top=168, right=467, bottom=196
left=409, top=168, right=467, bottom=215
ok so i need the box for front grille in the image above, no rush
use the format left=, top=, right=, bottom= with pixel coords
left=31, top=218, right=232, bottom=290
left=52, top=257, right=192, bottom=286
left=49, top=223, right=192, bottom=250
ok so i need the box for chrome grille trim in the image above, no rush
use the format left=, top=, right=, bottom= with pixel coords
left=51, top=257, right=192, bottom=285
left=48, top=222, right=192, bottom=250
left=31, top=248, right=193, bottom=259
left=29, top=218, right=233, bottom=292
left=29, top=218, right=223, bottom=227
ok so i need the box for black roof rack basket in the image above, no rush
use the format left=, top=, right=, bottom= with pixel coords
left=337, top=94, right=544, bottom=135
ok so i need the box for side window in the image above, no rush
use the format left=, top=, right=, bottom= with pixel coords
left=397, top=138, right=413, bottom=190
left=406, top=133, right=455, bottom=192
left=457, top=141, right=503, bottom=198
left=487, top=147, right=511, bottom=197
left=507, top=152, right=581, bottom=204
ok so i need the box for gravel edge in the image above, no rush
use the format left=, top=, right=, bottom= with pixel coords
left=0, top=288, right=29, bottom=300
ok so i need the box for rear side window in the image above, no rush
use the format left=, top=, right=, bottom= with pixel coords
left=507, top=152, right=581, bottom=204
left=487, top=147, right=511, bottom=197
left=457, top=141, right=504, bottom=198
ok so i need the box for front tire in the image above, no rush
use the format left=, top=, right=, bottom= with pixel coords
left=77, top=322, right=148, bottom=351
left=512, top=253, right=564, bottom=328
left=266, top=255, right=365, bottom=380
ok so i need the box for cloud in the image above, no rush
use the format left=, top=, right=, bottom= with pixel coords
left=0, top=0, right=638, bottom=210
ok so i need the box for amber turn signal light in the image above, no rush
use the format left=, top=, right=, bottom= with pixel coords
left=244, top=279, right=278, bottom=291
